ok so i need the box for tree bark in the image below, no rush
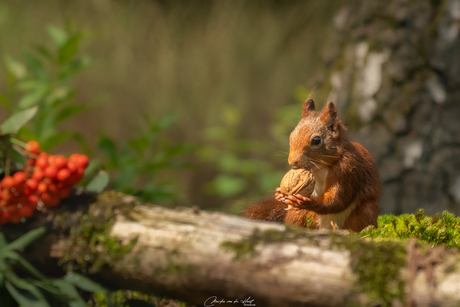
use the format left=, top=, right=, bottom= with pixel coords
left=320, top=0, right=460, bottom=216
left=9, top=191, right=460, bottom=307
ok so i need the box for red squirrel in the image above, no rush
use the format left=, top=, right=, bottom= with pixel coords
left=244, top=99, right=381, bottom=232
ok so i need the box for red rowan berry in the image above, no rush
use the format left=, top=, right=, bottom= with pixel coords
left=1, top=189, right=11, bottom=201
left=77, top=155, right=89, bottom=169
left=44, top=166, right=58, bottom=179
left=1, top=176, right=14, bottom=189
left=37, top=182, right=48, bottom=195
left=68, top=168, right=84, bottom=185
left=13, top=172, right=26, bottom=186
left=69, top=154, right=79, bottom=162
left=48, top=155, right=56, bottom=166
left=47, top=183, right=58, bottom=194
left=27, top=195, right=39, bottom=208
left=57, top=168, right=71, bottom=182
left=25, top=140, right=40, bottom=155
left=32, top=168, right=44, bottom=181
left=27, top=158, right=36, bottom=166
left=67, top=161, right=78, bottom=173
left=36, top=153, right=49, bottom=170
left=25, top=178, right=38, bottom=192
left=54, top=156, right=67, bottom=170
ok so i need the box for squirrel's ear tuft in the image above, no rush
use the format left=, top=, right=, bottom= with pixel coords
left=321, top=101, right=338, bottom=128
left=302, top=99, right=316, bottom=118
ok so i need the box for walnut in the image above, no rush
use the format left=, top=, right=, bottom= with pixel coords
left=280, top=168, right=315, bottom=197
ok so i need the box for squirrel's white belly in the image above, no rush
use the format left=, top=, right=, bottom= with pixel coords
left=311, top=168, right=328, bottom=197
left=311, top=168, right=356, bottom=229
left=317, top=202, right=357, bottom=229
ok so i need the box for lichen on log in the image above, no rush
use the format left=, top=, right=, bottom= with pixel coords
left=8, top=191, right=460, bottom=306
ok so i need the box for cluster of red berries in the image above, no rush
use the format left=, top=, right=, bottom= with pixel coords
left=0, top=141, right=89, bottom=225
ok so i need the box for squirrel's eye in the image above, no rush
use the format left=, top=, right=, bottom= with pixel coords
left=311, top=136, right=321, bottom=146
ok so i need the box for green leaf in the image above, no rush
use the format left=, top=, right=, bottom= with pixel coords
left=0, top=286, right=15, bottom=306
left=5, top=280, right=50, bottom=307
left=79, top=159, right=100, bottom=186
left=56, top=105, right=87, bottom=124
left=98, top=135, right=118, bottom=166
left=63, top=272, right=106, bottom=293
left=2, top=250, right=47, bottom=280
left=24, top=53, right=47, bottom=80
left=86, top=170, right=109, bottom=193
left=0, top=106, right=38, bottom=135
left=58, top=57, right=91, bottom=81
left=51, top=280, right=87, bottom=307
left=6, top=226, right=47, bottom=251
left=0, top=233, right=8, bottom=248
left=58, top=33, right=83, bottom=65
left=4, top=55, right=27, bottom=80
left=128, top=138, right=149, bottom=154
left=17, top=79, right=40, bottom=91
left=70, top=132, right=90, bottom=154
left=18, top=83, right=49, bottom=108
left=40, top=132, right=72, bottom=151
left=0, top=257, right=7, bottom=272
left=5, top=271, right=50, bottom=307
left=30, top=280, right=69, bottom=301
left=17, top=126, right=37, bottom=141
left=34, top=45, right=54, bottom=61
left=45, top=86, right=73, bottom=106
left=47, top=25, right=67, bottom=47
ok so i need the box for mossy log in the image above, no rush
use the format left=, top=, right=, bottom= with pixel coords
left=10, top=191, right=460, bottom=306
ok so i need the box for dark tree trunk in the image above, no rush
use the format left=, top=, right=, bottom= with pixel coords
left=320, top=0, right=460, bottom=215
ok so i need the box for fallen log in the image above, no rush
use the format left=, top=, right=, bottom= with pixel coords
left=10, top=190, right=460, bottom=307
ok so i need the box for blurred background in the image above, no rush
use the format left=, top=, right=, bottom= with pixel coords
left=0, top=0, right=459, bottom=216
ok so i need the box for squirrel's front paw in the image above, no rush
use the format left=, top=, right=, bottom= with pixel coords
left=275, top=187, right=286, bottom=201
left=285, top=194, right=311, bottom=209
left=275, top=188, right=292, bottom=210
left=275, top=188, right=309, bottom=210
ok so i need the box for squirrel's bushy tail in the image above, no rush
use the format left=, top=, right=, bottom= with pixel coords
left=243, top=197, right=318, bottom=229
left=243, top=197, right=286, bottom=222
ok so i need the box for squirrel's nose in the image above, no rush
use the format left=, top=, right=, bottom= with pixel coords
left=288, top=153, right=302, bottom=168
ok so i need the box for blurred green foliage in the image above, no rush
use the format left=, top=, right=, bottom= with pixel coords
left=2, top=25, right=90, bottom=152
left=0, top=25, right=192, bottom=205
left=96, top=113, right=194, bottom=203
left=0, top=0, right=340, bottom=209
left=200, top=104, right=284, bottom=199
left=199, top=87, right=313, bottom=211
left=0, top=228, right=108, bottom=306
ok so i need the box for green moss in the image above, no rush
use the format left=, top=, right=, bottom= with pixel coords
left=58, top=191, right=139, bottom=273
left=331, top=234, right=406, bottom=306
left=305, top=215, right=312, bottom=228
left=359, top=209, right=460, bottom=249
left=346, top=209, right=460, bottom=306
